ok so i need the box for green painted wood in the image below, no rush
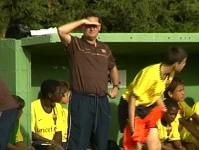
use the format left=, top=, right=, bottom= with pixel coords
left=22, top=33, right=199, bottom=47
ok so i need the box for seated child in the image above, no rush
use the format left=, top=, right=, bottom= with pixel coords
left=31, top=79, right=64, bottom=150
left=164, top=77, right=199, bottom=149
left=7, top=95, right=35, bottom=150
left=59, top=80, right=70, bottom=147
left=157, top=98, right=184, bottom=150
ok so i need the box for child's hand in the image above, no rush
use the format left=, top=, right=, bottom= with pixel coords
left=24, top=147, right=36, bottom=150
left=156, top=97, right=167, bottom=112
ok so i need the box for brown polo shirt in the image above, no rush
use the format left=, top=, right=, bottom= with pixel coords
left=65, top=36, right=116, bottom=96
left=0, top=77, right=17, bottom=111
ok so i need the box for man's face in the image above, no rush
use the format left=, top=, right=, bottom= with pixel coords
left=82, top=17, right=101, bottom=40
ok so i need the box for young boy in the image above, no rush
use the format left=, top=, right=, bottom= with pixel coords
left=164, top=77, right=199, bottom=149
left=7, top=95, right=35, bottom=150
left=120, top=46, right=187, bottom=150
left=31, top=79, right=64, bottom=150
left=157, top=98, right=184, bottom=150
left=59, top=80, right=70, bottom=148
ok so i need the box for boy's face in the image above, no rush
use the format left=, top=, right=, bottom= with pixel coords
left=174, top=58, right=187, bottom=72
left=168, top=84, right=185, bottom=102
left=49, top=86, right=63, bottom=103
left=61, top=91, right=70, bottom=104
left=164, top=106, right=178, bottom=123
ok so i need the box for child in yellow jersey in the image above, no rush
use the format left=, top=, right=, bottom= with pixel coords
left=7, top=95, right=35, bottom=150
left=157, top=98, right=184, bottom=150
left=31, top=79, right=64, bottom=150
left=164, top=77, right=199, bottom=149
left=119, top=46, right=187, bottom=150
left=58, top=80, right=70, bottom=148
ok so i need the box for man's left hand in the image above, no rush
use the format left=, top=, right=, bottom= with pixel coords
left=108, top=87, right=119, bottom=99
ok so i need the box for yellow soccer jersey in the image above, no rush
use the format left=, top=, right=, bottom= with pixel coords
left=157, top=117, right=180, bottom=142
left=31, top=100, right=63, bottom=140
left=178, top=101, right=195, bottom=120
left=192, top=101, right=199, bottom=115
left=15, top=122, right=23, bottom=143
left=122, top=63, right=174, bottom=106
left=61, top=107, right=68, bottom=142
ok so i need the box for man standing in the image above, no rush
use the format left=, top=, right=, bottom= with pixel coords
left=0, top=78, right=18, bottom=150
left=58, top=10, right=119, bottom=150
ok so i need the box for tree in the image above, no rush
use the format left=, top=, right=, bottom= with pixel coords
left=1, top=0, right=199, bottom=37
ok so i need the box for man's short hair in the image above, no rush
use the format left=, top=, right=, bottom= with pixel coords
left=82, top=10, right=101, bottom=23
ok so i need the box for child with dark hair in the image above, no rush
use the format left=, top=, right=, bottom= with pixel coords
left=31, top=79, right=64, bottom=150
left=157, top=98, right=184, bottom=150
left=120, top=46, right=187, bottom=150
left=7, top=95, right=35, bottom=150
left=164, top=77, right=199, bottom=149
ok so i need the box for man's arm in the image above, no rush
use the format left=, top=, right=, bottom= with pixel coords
left=108, top=65, right=120, bottom=99
left=57, top=19, right=96, bottom=46
left=57, top=20, right=84, bottom=46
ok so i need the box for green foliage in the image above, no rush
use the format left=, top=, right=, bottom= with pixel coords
left=1, top=0, right=199, bottom=37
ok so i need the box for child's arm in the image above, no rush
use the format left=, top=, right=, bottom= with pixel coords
left=53, top=131, right=62, bottom=145
left=172, top=140, right=185, bottom=150
left=157, top=97, right=167, bottom=111
left=32, top=132, right=63, bottom=150
left=7, top=143, right=35, bottom=150
left=161, top=144, right=175, bottom=150
left=15, top=142, right=35, bottom=150
left=179, top=117, right=199, bottom=140
left=191, top=113, right=199, bottom=127
left=32, top=132, right=54, bottom=144
left=128, top=93, right=136, bottom=133
left=7, top=143, right=22, bottom=150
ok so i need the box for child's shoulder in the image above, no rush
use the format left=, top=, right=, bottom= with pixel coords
left=143, top=63, right=161, bottom=72
left=31, top=99, right=40, bottom=105
left=55, top=103, right=63, bottom=109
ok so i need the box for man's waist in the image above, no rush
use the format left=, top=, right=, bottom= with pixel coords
left=72, top=90, right=107, bottom=98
